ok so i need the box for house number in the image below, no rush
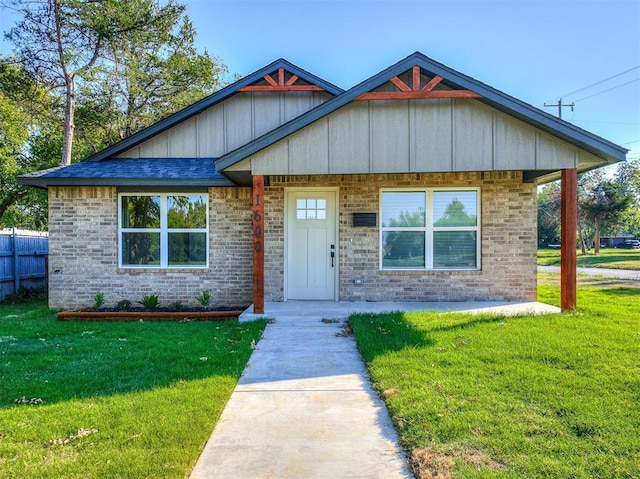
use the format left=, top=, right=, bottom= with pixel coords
left=253, top=191, right=263, bottom=254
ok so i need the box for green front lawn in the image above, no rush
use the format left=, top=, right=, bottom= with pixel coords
left=538, top=247, right=640, bottom=269
left=0, top=301, right=265, bottom=478
left=351, top=280, right=640, bottom=478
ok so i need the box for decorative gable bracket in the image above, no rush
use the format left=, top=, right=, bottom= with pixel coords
left=357, top=66, right=481, bottom=100
left=238, top=67, right=326, bottom=92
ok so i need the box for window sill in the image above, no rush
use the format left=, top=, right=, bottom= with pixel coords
left=117, top=266, right=210, bottom=273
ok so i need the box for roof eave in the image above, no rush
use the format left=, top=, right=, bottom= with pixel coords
left=17, top=177, right=236, bottom=188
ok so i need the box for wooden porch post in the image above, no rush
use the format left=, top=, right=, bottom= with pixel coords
left=560, top=168, right=577, bottom=311
left=252, top=175, right=265, bottom=314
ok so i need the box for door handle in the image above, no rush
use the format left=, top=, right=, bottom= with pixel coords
left=330, top=244, right=335, bottom=268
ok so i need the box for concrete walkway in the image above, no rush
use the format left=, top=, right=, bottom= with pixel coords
left=189, top=313, right=411, bottom=479
left=190, top=300, right=558, bottom=479
left=538, top=265, right=640, bottom=281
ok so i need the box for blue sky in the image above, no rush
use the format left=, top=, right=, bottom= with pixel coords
left=1, top=0, right=639, bottom=162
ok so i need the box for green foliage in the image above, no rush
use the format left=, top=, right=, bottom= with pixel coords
left=386, top=209, right=425, bottom=227
left=383, top=209, right=425, bottom=263
left=432, top=199, right=476, bottom=227
left=138, top=294, right=159, bottom=309
left=351, top=284, right=640, bottom=478
left=539, top=162, right=640, bottom=251
left=581, top=177, right=632, bottom=251
left=1, top=0, right=228, bottom=225
left=93, top=292, right=105, bottom=309
left=116, top=299, right=131, bottom=311
left=0, top=59, right=54, bottom=229
left=93, top=9, right=227, bottom=141
left=0, top=286, right=47, bottom=304
left=167, top=195, right=207, bottom=228
left=196, top=290, right=212, bottom=307
left=537, top=182, right=561, bottom=246
left=167, top=300, right=183, bottom=311
left=0, top=300, right=265, bottom=478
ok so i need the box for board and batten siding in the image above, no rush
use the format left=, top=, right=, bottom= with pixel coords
left=116, top=91, right=332, bottom=159
left=237, top=99, right=602, bottom=176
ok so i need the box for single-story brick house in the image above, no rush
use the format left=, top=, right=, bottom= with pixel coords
left=20, top=52, right=627, bottom=312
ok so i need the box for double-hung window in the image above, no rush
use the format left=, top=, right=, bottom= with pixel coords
left=380, top=188, right=480, bottom=270
left=119, top=193, right=208, bottom=268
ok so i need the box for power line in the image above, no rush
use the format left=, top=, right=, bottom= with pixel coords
left=545, top=65, right=640, bottom=103
left=574, top=77, right=640, bottom=102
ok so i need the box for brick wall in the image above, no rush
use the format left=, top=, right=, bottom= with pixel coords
left=264, top=172, right=537, bottom=302
left=48, top=172, right=536, bottom=309
left=47, top=186, right=253, bottom=309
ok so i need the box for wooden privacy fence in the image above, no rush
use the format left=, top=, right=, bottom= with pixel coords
left=0, top=229, right=48, bottom=301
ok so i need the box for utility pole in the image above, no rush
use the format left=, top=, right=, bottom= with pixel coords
left=543, top=98, right=575, bottom=119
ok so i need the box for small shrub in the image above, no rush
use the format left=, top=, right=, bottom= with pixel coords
left=167, top=301, right=183, bottom=311
left=93, top=292, right=105, bottom=309
left=196, top=290, right=211, bottom=307
left=1, top=287, right=47, bottom=304
left=139, top=294, right=159, bottom=309
left=116, top=300, right=131, bottom=311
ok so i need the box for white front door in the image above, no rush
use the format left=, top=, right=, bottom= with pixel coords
left=286, top=189, right=337, bottom=300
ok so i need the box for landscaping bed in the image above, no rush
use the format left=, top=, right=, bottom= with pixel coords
left=57, top=291, right=248, bottom=321
left=57, top=306, right=248, bottom=321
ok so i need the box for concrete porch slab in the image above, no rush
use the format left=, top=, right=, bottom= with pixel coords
left=239, top=299, right=561, bottom=322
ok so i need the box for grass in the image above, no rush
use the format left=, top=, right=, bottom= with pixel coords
left=538, top=247, right=640, bottom=269
left=0, top=301, right=265, bottom=478
left=350, top=277, right=640, bottom=478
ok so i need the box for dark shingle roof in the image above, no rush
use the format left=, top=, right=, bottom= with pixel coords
left=18, top=158, right=233, bottom=187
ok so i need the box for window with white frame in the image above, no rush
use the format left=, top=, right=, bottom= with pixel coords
left=119, top=193, right=208, bottom=268
left=380, top=188, right=480, bottom=270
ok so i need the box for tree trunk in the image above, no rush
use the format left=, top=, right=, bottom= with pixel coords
left=577, top=216, right=587, bottom=254
left=594, top=215, right=601, bottom=255
left=60, top=75, right=75, bottom=166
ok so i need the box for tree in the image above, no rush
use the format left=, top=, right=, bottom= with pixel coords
left=614, top=159, right=640, bottom=239
left=2, top=0, right=198, bottom=166
left=93, top=14, right=226, bottom=142
left=383, top=209, right=425, bottom=262
left=580, top=176, right=632, bottom=254
left=0, top=59, right=52, bottom=228
left=537, top=182, right=561, bottom=247
left=1, top=0, right=227, bottom=227
left=433, top=198, right=477, bottom=227
left=614, top=159, right=640, bottom=198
